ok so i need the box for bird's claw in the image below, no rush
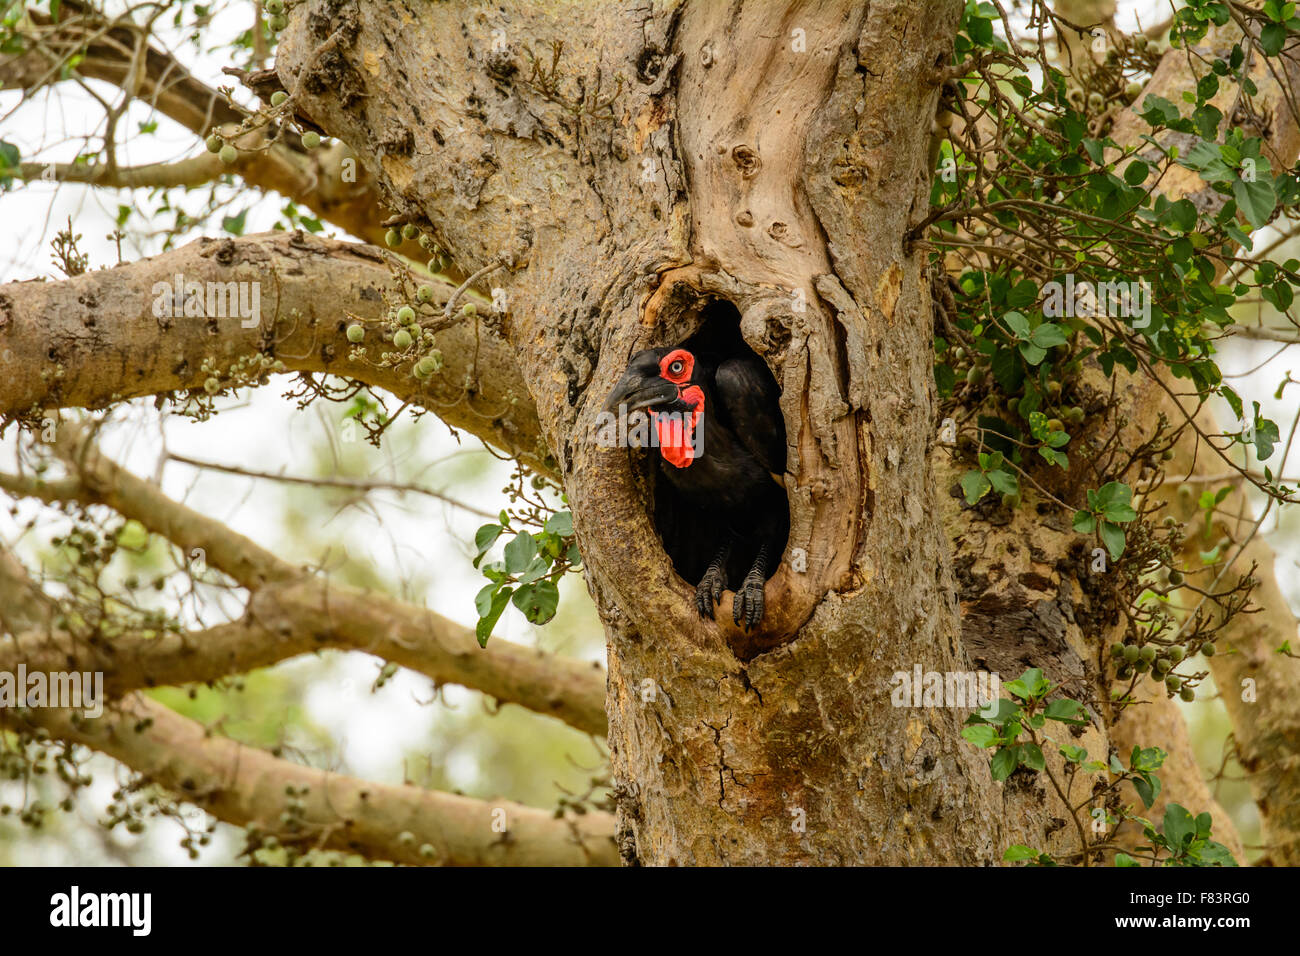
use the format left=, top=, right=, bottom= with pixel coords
left=733, top=574, right=765, bottom=630
left=695, top=565, right=727, bottom=619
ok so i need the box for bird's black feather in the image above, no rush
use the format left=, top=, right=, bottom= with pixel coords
left=602, top=308, right=790, bottom=629
left=712, top=356, right=786, bottom=476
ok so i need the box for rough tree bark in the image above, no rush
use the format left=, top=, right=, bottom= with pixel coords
left=266, top=0, right=1085, bottom=865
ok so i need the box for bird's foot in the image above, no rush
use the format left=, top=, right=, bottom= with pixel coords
left=695, top=564, right=728, bottom=619
left=733, top=572, right=766, bottom=630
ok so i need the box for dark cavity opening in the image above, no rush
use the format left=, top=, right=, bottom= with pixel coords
left=650, top=300, right=791, bottom=596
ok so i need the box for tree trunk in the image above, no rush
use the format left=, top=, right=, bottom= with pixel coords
left=273, top=0, right=1061, bottom=864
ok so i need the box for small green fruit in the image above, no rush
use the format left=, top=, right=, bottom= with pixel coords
left=1165, top=675, right=1181, bottom=691
left=1201, top=642, right=1216, bottom=657
left=393, top=330, right=413, bottom=349
left=397, top=305, right=416, bottom=323
left=402, top=224, right=419, bottom=240
left=462, top=302, right=477, bottom=317
left=205, top=134, right=223, bottom=153
left=301, top=130, right=321, bottom=149
left=219, top=145, right=238, bottom=164
left=1139, top=645, right=1156, bottom=663
left=415, top=353, right=442, bottom=378
left=385, top=229, right=402, bottom=248
left=416, top=285, right=435, bottom=304
left=1167, top=569, right=1184, bottom=585
left=1180, top=685, right=1195, bottom=702
left=269, top=13, right=287, bottom=31
left=203, top=377, right=220, bottom=395
left=1122, top=645, right=1140, bottom=663
left=346, top=324, right=365, bottom=343
left=265, top=0, right=284, bottom=13
left=1167, top=645, right=1185, bottom=662
left=1110, top=643, right=1125, bottom=659
left=271, top=91, right=288, bottom=107
left=966, top=366, right=985, bottom=386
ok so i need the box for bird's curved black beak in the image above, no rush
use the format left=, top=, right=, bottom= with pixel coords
left=601, top=370, right=678, bottom=415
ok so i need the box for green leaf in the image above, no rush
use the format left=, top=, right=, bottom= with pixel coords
left=1094, top=481, right=1132, bottom=511
left=1019, top=341, right=1047, bottom=366
left=1254, top=414, right=1281, bottom=460
left=1123, top=160, right=1150, bottom=186
left=961, top=469, right=992, bottom=505
left=1003, top=311, right=1031, bottom=339
left=1103, top=502, right=1138, bottom=523
left=475, top=586, right=513, bottom=647
left=1233, top=175, right=1276, bottom=230
left=987, top=469, right=1019, bottom=495
left=544, top=511, right=574, bottom=536
left=1261, top=21, right=1287, bottom=55
left=473, top=523, right=504, bottom=568
left=511, top=579, right=560, bottom=625
left=1072, top=510, right=1097, bottom=534
left=991, top=347, right=1024, bottom=392
left=1163, top=804, right=1197, bottom=851
left=1133, top=773, right=1162, bottom=809
left=1030, top=323, right=1069, bottom=348
left=517, top=555, right=553, bottom=585
left=1044, top=698, right=1089, bottom=725
left=221, top=208, right=248, bottom=236
left=1003, top=845, right=1039, bottom=861
left=503, top=532, right=538, bottom=574
left=962, top=725, right=1001, bottom=748
left=1020, top=742, right=1046, bottom=771
left=1114, top=853, right=1140, bottom=867
left=1100, top=521, right=1126, bottom=561
left=990, top=746, right=1019, bottom=781
left=1006, top=668, right=1049, bottom=700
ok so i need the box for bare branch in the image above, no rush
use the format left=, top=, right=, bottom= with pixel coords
left=0, top=430, right=607, bottom=736
left=0, top=231, right=545, bottom=470
left=13, top=694, right=617, bottom=866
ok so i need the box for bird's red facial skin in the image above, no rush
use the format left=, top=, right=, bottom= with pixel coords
left=659, top=349, right=694, bottom=385
left=654, top=385, right=704, bottom=468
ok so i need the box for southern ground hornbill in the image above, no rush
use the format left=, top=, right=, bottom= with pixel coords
left=601, top=316, right=789, bottom=630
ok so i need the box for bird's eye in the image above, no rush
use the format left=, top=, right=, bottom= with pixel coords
left=670, top=360, right=684, bottom=375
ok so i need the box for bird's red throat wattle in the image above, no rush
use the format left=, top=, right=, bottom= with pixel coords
left=653, top=386, right=704, bottom=468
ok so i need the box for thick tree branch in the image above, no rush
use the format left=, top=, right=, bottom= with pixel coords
left=18, top=156, right=227, bottom=189
left=13, top=694, right=617, bottom=866
left=0, top=231, right=545, bottom=469
left=0, top=430, right=607, bottom=736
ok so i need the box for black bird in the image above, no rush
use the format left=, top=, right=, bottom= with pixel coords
left=601, top=335, right=788, bottom=629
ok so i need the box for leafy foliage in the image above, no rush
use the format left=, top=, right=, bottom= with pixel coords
left=966, top=669, right=1237, bottom=866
